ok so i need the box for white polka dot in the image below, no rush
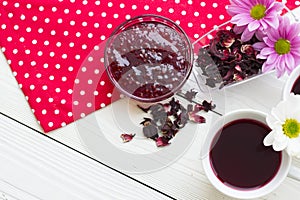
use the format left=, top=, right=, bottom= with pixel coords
left=132, top=5, right=137, bottom=10
left=31, top=61, right=36, bottom=66
left=42, top=85, right=48, bottom=90
left=296, top=1, right=300, bottom=6
left=80, top=113, right=86, bottom=118
left=107, top=24, right=112, bottom=29
left=61, top=122, right=67, bottom=127
left=201, top=2, right=206, bottom=6
left=32, top=16, right=38, bottom=21
left=62, top=54, right=67, bottom=59
left=61, top=99, right=66, bottom=104
left=70, top=20, right=75, bottom=26
left=13, top=49, right=18, bottom=54
left=32, top=39, right=37, bottom=44
left=100, top=35, right=106, bottom=40
left=80, top=90, right=85, bottom=95
left=39, top=6, right=45, bottom=11
left=194, top=12, right=199, bottom=17
left=100, top=81, right=105, bottom=86
left=181, top=10, right=187, bottom=15
left=144, top=5, right=149, bottom=10
left=188, top=23, right=193, bottom=27
left=175, top=0, right=180, bottom=3
left=76, top=32, right=81, bottom=37
left=49, top=75, right=55, bottom=80
left=25, top=49, right=30, bottom=54
left=89, top=11, right=94, bottom=17
left=38, top=28, right=43, bottom=33
left=73, top=101, right=79, bottom=105
left=82, top=21, right=87, bottom=27
left=207, top=14, right=212, bottom=19
left=68, top=89, right=73, bottom=94
left=188, top=0, right=193, bottom=4
left=2, top=1, right=8, bottom=6
left=55, top=88, right=61, bottom=93
left=94, top=23, right=100, bottom=28
left=201, top=24, right=206, bottom=29
left=30, top=85, right=35, bottom=90
left=194, top=34, right=199, bottom=39
left=20, top=14, right=26, bottom=20
left=54, top=109, right=60, bottom=115
left=74, top=79, right=80, bottom=84
left=19, top=37, right=25, bottom=42
left=169, top=8, right=174, bottom=13
left=212, top=3, right=218, bottom=8
left=19, top=61, right=24, bottom=66
left=68, top=112, right=73, bottom=117
left=88, top=33, right=93, bottom=38
left=101, top=12, right=107, bottom=17
left=76, top=9, right=82, bottom=15
left=48, top=122, right=54, bottom=127
left=36, top=73, right=42, bottom=78
left=88, top=79, right=93, bottom=84
left=120, top=3, right=125, bottom=8
left=24, top=73, right=29, bottom=78
left=36, top=97, right=41, bottom=103
left=157, top=7, right=162, bottom=12
left=57, top=18, right=63, bottom=23
left=1, top=24, right=6, bottom=30
left=125, top=15, right=131, bottom=20
left=82, top=66, right=87, bottom=72
left=43, top=63, right=49, bottom=68
left=94, top=91, right=99, bottom=96
left=48, top=98, right=54, bottom=103
left=64, top=31, right=69, bottom=36
left=52, top=7, right=57, bottom=12
left=175, top=20, right=180, bottom=25
left=64, top=9, right=70, bottom=14
left=100, top=103, right=106, bottom=108
left=75, top=55, right=80, bottom=60
left=62, top=77, right=67, bottom=82
left=94, top=45, right=100, bottom=50
left=208, top=34, right=213, bottom=39
left=107, top=93, right=112, bottom=98
left=108, top=2, right=113, bottom=7
left=56, top=42, right=62, bottom=47
left=69, top=42, right=75, bottom=47
left=8, top=13, right=13, bottom=18
left=83, top=0, right=88, bottom=5
left=68, top=66, right=74, bottom=71
left=7, top=36, right=12, bottom=42
left=94, top=69, right=100, bottom=74
left=219, top=15, right=225, bottom=20
left=26, top=3, right=32, bottom=9
left=50, top=52, right=55, bottom=57
left=14, top=25, right=19, bottom=30
left=55, top=64, right=61, bottom=69
left=95, top=0, right=100, bottom=5
left=113, top=14, right=119, bottom=19
left=42, top=109, right=47, bottom=115
left=87, top=103, right=92, bottom=108
left=82, top=44, right=87, bottom=49
left=45, top=18, right=50, bottom=23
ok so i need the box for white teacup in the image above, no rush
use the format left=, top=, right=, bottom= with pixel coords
left=201, top=109, right=299, bottom=199
left=282, top=66, right=300, bottom=100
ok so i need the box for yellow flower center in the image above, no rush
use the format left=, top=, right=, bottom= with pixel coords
left=282, top=119, right=300, bottom=138
left=250, top=4, right=266, bottom=20
left=275, top=39, right=291, bottom=55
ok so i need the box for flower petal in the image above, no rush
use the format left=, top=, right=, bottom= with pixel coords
left=248, top=20, right=260, bottom=32
left=263, top=37, right=275, bottom=48
left=266, top=53, right=278, bottom=65
left=263, top=15, right=279, bottom=29
left=260, top=47, right=275, bottom=56
left=253, top=42, right=267, bottom=50
left=241, top=27, right=255, bottom=42
left=227, top=6, right=249, bottom=16
left=286, top=138, right=300, bottom=157
left=231, top=13, right=252, bottom=26
left=262, top=62, right=274, bottom=73
left=284, top=54, right=295, bottom=73
left=233, top=25, right=246, bottom=34
left=263, top=130, right=275, bottom=146
left=273, top=136, right=288, bottom=151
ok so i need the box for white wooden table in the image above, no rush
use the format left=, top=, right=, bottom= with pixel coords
left=1, top=8, right=300, bottom=200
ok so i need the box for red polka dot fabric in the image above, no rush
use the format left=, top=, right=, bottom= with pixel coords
left=0, top=0, right=298, bottom=132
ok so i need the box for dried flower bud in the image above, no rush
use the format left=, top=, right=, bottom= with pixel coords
left=120, top=134, right=136, bottom=143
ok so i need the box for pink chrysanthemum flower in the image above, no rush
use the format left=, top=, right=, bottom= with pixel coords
left=253, top=16, right=300, bottom=77
left=227, top=0, right=284, bottom=41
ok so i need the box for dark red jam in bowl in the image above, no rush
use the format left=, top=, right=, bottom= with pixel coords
left=105, top=15, right=193, bottom=102
left=291, top=75, right=300, bottom=95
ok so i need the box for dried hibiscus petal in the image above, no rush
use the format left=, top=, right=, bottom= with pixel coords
left=188, top=112, right=206, bottom=123
left=184, top=89, right=198, bottom=102
left=143, top=124, right=159, bottom=139
left=120, top=133, right=136, bottom=143
left=202, top=100, right=216, bottom=112
left=156, top=136, right=171, bottom=147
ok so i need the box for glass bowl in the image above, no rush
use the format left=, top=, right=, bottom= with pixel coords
left=104, top=14, right=193, bottom=103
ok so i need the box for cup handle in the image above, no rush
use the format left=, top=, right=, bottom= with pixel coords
left=288, top=165, right=300, bottom=181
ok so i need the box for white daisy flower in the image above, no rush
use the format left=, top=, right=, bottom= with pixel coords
left=264, top=93, right=300, bottom=157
